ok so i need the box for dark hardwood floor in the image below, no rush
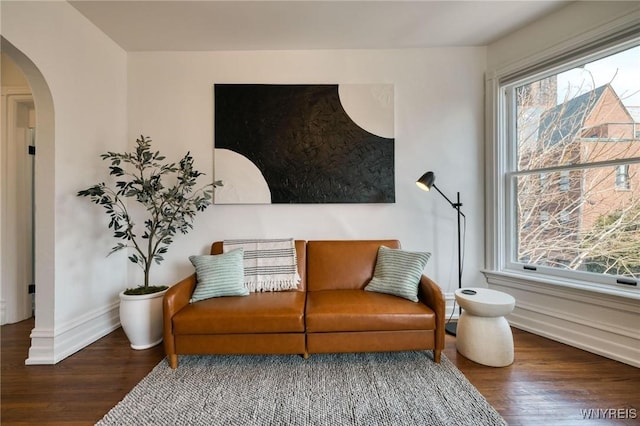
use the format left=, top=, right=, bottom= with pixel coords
left=2, top=318, right=639, bottom=425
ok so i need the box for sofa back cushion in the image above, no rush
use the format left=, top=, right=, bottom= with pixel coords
left=211, top=240, right=307, bottom=292
left=307, top=240, right=401, bottom=291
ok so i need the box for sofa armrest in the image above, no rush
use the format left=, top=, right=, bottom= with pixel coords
left=163, top=274, right=196, bottom=368
left=418, top=275, right=445, bottom=363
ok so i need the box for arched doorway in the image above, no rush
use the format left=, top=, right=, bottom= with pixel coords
left=1, top=37, right=56, bottom=364
left=1, top=56, right=34, bottom=323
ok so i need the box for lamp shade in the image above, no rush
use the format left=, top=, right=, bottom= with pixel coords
left=416, top=171, right=435, bottom=192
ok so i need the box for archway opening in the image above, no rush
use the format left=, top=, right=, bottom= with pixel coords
left=1, top=54, right=34, bottom=324
left=1, top=37, right=56, bottom=364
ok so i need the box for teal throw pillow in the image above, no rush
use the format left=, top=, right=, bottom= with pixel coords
left=365, top=246, right=431, bottom=302
left=189, top=248, right=248, bottom=302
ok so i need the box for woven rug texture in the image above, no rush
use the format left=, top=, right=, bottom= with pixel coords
left=97, top=351, right=506, bottom=426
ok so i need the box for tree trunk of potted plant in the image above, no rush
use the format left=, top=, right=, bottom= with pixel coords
left=78, top=135, right=221, bottom=349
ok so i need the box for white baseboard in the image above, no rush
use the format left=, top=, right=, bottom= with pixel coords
left=485, top=275, right=640, bottom=368
left=26, top=301, right=120, bottom=365
left=508, top=308, right=640, bottom=368
left=25, top=327, right=56, bottom=365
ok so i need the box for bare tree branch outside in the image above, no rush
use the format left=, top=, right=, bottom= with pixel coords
left=513, top=45, right=640, bottom=279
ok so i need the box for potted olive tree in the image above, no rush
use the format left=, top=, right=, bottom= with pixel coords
left=78, top=135, right=220, bottom=349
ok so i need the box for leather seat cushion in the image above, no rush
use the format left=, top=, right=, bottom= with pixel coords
left=306, top=240, right=400, bottom=291
left=173, top=291, right=305, bottom=334
left=306, top=290, right=435, bottom=333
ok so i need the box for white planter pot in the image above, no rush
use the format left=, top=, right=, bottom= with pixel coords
left=119, top=289, right=167, bottom=350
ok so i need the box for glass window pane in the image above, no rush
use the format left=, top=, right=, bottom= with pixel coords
left=616, top=165, right=630, bottom=189
left=516, top=46, right=640, bottom=171
left=515, top=165, right=640, bottom=279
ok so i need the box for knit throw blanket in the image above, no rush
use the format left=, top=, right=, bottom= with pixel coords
left=223, top=238, right=300, bottom=292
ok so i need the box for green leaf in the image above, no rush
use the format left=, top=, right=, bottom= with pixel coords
left=77, top=135, right=217, bottom=276
left=109, top=166, right=124, bottom=176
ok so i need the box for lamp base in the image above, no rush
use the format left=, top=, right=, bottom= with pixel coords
left=445, top=322, right=457, bottom=336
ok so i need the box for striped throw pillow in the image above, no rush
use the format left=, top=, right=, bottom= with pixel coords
left=365, top=246, right=431, bottom=302
left=189, top=248, right=249, bottom=302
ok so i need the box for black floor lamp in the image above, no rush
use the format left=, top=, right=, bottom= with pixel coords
left=416, top=171, right=465, bottom=336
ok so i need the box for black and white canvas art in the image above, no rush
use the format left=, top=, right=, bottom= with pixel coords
left=214, top=84, right=394, bottom=204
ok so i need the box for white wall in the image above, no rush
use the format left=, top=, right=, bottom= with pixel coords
left=1, top=1, right=128, bottom=363
left=485, top=1, right=640, bottom=367
left=2, top=1, right=487, bottom=363
left=487, top=1, right=639, bottom=72
left=127, top=49, right=487, bottom=306
left=5, top=0, right=634, bottom=367
left=1, top=53, right=29, bottom=86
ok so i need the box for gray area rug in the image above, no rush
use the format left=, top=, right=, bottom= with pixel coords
left=97, top=351, right=506, bottom=426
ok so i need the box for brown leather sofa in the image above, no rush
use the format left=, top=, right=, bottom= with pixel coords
left=163, top=239, right=445, bottom=369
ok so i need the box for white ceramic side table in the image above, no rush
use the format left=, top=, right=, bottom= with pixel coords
left=455, top=287, right=516, bottom=367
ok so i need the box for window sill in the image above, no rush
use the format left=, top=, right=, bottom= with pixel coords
left=482, top=268, right=640, bottom=303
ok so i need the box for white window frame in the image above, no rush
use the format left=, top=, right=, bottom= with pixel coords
left=484, top=26, right=640, bottom=300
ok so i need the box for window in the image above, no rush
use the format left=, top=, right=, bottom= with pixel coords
left=539, top=172, right=549, bottom=189
left=497, top=41, right=640, bottom=288
left=558, top=171, right=570, bottom=192
left=616, top=165, right=630, bottom=190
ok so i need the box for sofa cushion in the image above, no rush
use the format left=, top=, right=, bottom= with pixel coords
left=306, top=240, right=401, bottom=291
left=189, top=248, right=248, bottom=302
left=365, top=246, right=431, bottom=302
left=173, top=291, right=306, bottom=334
left=305, top=290, right=436, bottom=333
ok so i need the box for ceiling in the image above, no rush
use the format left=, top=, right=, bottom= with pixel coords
left=69, top=0, right=571, bottom=52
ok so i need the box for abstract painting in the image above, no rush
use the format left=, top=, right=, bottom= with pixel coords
left=214, top=84, right=394, bottom=204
